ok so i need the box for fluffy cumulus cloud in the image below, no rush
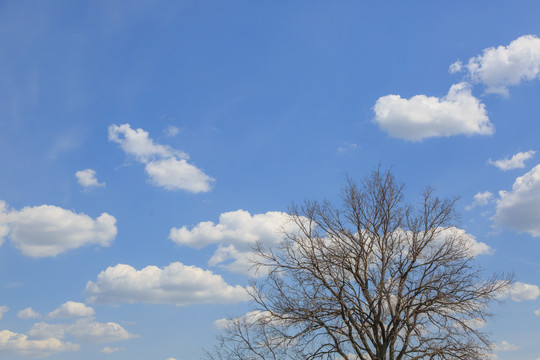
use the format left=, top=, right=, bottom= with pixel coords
left=75, top=169, right=105, bottom=188
left=507, top=282, right=540, bottom=302
left=488, top=150, right=535, bottom=171
left=47, top=302, right=94, bottom=319
left=18, top=307, right=41, bottom=320
left=108, top=124, right=214, bottom=193
left=28, top=318, right=136, bottom=344
left=492, top=165, right=540, bottom=237
left=85, top=262, right=249, bottom=306
left=0, top=330, right=79, bottom=358
left=458, top=35, right=540, bottom=95
left=373, top=82, right=493, bottom=141
left=0, top=201, right=117, bottom=258
left=0, top=306, right=8, bottom=320
left=169, top=210, right=298, bottom=274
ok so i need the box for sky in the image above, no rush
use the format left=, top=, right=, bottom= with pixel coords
left=0, top=1, right=540, bottom=359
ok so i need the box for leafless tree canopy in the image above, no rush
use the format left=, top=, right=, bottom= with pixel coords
left=207, top=169, right=511, bottom=360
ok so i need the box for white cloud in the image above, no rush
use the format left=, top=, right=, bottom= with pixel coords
left=463, top=318, right=487, bottom=330
left=373, top=82, right=493, bottom=141
left=488, top=150, right=535, bottom=171
left=0, top=201, right=117, bottom=258
left=164, top=125, right=180, bottom=137
left=101, top=346, right=125, bottom=353
left=85, top=262, right=249, bottom=306
left=534, top=309, right=540, bottom=316
left=145, top=158, right=213, bottom=192
left=449, top=60, right=463, bottom=73
left=47, top=302, right=94, bottom=319
left=29, top=318, right=136, bottom=344
left=75, top=169, right=105, bottom=188
left=108, top=124, right=213, bottom=193
left=0, top=306, right=8, bottom=320
left=492, top=165, right=540, bottom=237
left=169, top=210, right=297, bottom=274
left=18, top=307, right=41, bottom=320
left=461, top=35, right=540, bottom=95
left=337, top=143, right=358, bottom=153
left=108, top=124, right=184, bottom=162
left=506, top=282, right=540, bottom=302
left=492, top=340, right=519, bottom=352
left=214, top=310, right=271, bottom=330
left=0, top=329, right=78, bottom=358
left=165, top=358, right=178, bottom=360
left=171, top=212, right=490, bottom=274
left=466, top=191, right=494, bottom=210
left=434, top=227, right=493, bottom=257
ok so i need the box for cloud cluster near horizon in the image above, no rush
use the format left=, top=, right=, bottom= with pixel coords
left=0, top=301, right=135, bottom=358
left=109, top=124, right=214, bottom=193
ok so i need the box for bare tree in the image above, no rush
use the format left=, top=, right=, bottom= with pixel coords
left=208, top=169, right=511, bottom=360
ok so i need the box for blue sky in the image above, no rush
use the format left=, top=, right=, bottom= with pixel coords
left=1, top=1, right=540, bottom=359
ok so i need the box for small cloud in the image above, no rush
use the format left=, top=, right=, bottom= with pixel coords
left=463, top=318, right=486, bottom=330
left=466, top=191, right=494, bottom=210
left=75, top=169, right=105, bottom=188
left=0, top=305, right=8, bottom=319
left=101, top=346, right=125, bottom=353
left=488, top=150, right=535, bottom=171
left=17, top=307, right=40, bottom=319
left=492, top=340, right=519, bottom=352
left=48, top=301, right=95, bottom=319
left=337, top=143, right=358, bottom=153
left=164, top=125, right=180, bottom=137
left=449, top=60, right=463, bottom=73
